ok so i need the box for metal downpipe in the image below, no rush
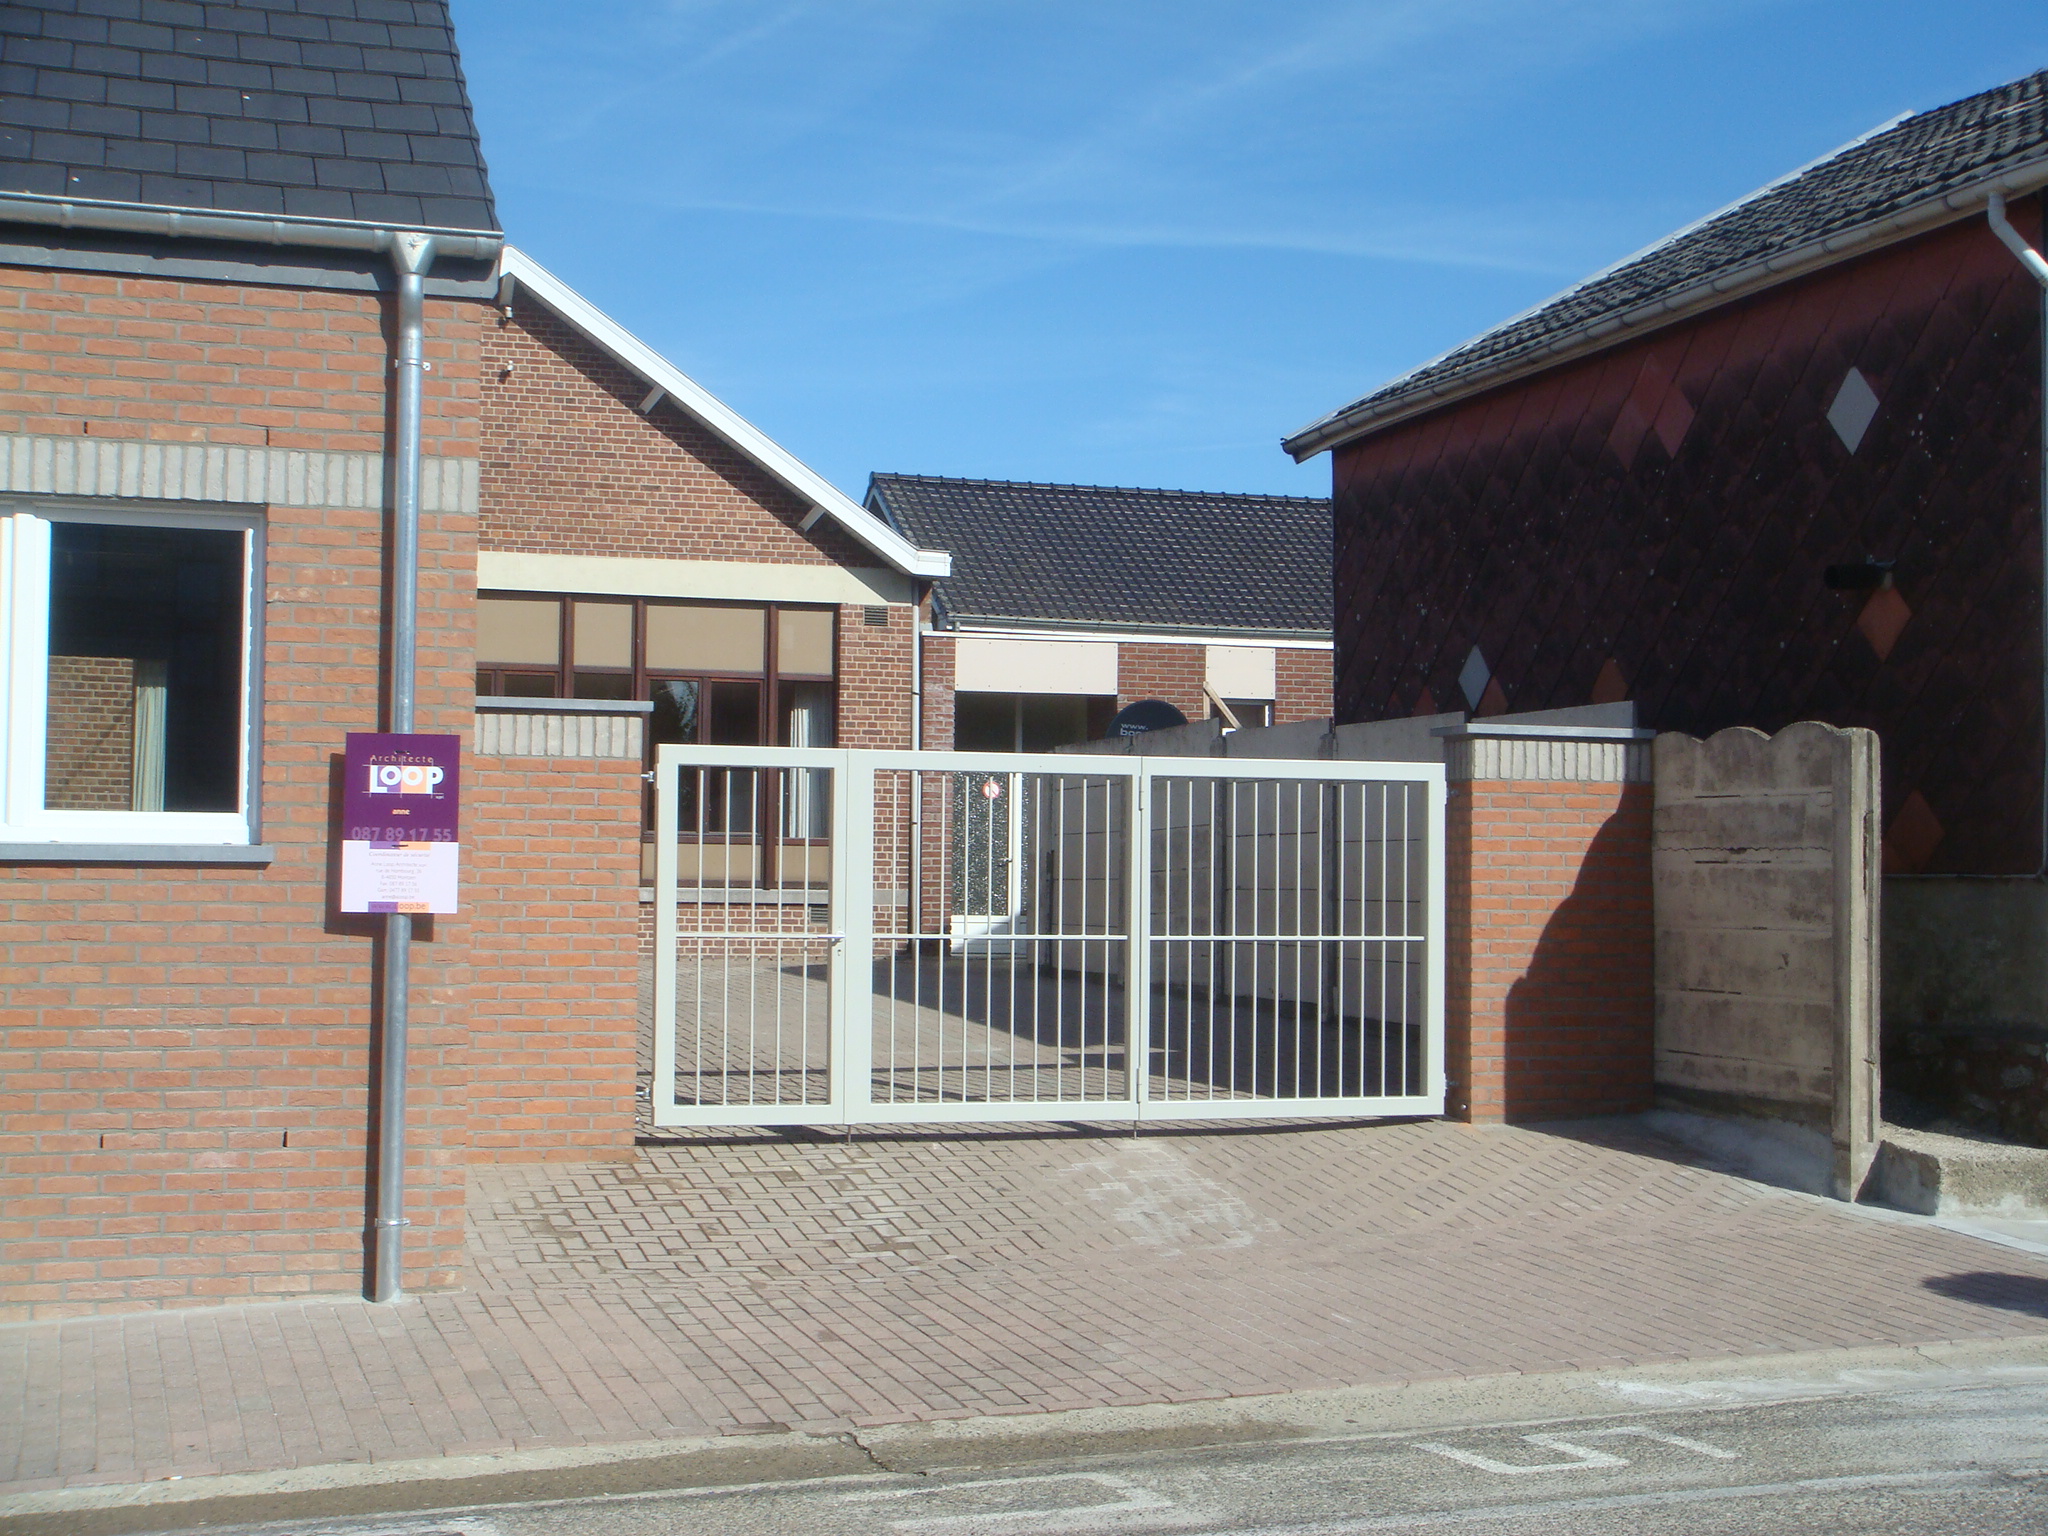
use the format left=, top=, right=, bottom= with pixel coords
left=372, top=231, right=437, bottom=1304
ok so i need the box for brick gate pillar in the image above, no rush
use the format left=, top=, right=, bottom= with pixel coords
left=1439, top=723, right=1656, bottom=1123
left=466, top=699, right=647, bottom=1161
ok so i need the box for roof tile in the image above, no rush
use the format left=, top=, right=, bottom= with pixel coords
left=3, top=0, right=493, bottom=231
left=870, top=474, right=1331, bottom=634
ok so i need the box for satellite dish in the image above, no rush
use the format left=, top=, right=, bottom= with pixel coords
left=1111, top=699, right=1188, bottom=737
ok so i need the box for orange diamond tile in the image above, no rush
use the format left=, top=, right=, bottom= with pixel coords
left=1883, top=790, right=1944, bottom=873
left=1592, top=657, right=1629, bottom=704
left=1857, top=585, right=1912, bottom=661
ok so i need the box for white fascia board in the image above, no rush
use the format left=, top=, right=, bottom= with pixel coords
left=497, top=247, right=950, bottom=579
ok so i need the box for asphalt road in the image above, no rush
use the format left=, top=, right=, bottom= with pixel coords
left=137, top=1377, right=2048, bottom=1536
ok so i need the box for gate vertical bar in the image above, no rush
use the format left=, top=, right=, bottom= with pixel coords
left=651, top=745, right=679, bottom=1122
left=1128, top=761, right=1154, bottom=1117
left=838, top=752, right=874, bottom=1124
left=1424, top=772, right=1447, bottom=1105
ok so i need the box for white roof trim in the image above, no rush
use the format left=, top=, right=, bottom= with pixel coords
left=497, top=247, right=949, bottom=579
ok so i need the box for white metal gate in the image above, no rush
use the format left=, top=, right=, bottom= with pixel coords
left=651, top=746, right=1444, bottom=1127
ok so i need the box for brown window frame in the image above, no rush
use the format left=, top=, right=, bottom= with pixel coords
left=476, top=592, right=839, bottom=881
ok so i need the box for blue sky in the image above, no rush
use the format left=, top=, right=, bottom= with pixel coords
left=449, top=1, right=2048, bottom=501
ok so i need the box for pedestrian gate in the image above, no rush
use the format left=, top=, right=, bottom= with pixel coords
left=651, top=746, right=1444, bottom=1126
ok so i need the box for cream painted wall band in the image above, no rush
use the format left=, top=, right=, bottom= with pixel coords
left=477, top=550, right=914, bottom=606
left=0, top=434, right=478, bottom=513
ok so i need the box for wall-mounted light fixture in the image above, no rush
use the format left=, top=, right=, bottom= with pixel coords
left=1824, top=557, right=1895, bottom=591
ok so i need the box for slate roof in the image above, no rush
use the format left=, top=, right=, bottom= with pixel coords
left=868, top=473, right=1331, bottom=636
left=0, top=0, right=497, bottom=232
left=1287, top=66, right=2048, bottom=458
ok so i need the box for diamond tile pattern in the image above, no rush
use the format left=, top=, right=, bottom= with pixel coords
left=1458, top=645, right=1491, bottom=710
left=1828, top=367, right=1882, bottom=453
left=1884, top=790, right=1946, bottom=873
left=870, top=473, right=1330, bottom=633
left=1331, top=209, right=2044, bottom=874
left=0, top=0, right=497, bottom=230
left=1296, top=68, right=2047, bottom=450
left=1857, top=584, right=1911, bottom=661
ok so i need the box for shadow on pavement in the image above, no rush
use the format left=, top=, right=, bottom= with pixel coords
left=1922, top=1271, right=2048, bottom=1318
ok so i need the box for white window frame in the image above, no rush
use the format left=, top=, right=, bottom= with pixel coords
left=0, top=502, right=263, bottom=847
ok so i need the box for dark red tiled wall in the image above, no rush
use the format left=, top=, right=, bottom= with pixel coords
left=1332, top=200, right=2046, bottom=875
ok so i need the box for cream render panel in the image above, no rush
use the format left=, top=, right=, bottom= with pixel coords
left=953, top=637, right=1118, bottom=695
left=476, top=552, right=915, bottom=606
left=1205, top=645, right=1277, bottom=700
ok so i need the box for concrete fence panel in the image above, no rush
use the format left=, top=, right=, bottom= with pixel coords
left=1653, top=722, right=1881, bottom=1197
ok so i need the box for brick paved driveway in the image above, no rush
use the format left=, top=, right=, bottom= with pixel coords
left=7, top=1117, right=2048, bottom=1493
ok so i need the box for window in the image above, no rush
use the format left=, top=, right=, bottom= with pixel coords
left=1217, top=698, right=1273, bottom=729
left=478, top=595, right=836, bottom=737
left=953, top=693, right=1115, bottom=752
left=478, top=592, right=839, bottom=851
left=0, top=506, right=260, bottom=846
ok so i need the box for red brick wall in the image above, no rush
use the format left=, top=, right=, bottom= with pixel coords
left=0, top=265, right=485, bottom=1319
left=44, top=655, right=136, bottom=810
left=465, top=757, right=641, bottom=1162
left=1118, top=643, right=1205, bottom=721
left=1274, top=647, right=1332, bottom=725
left=1444, top=780, right=1654, bottom=1123
left=838, top=604, right=917, bottom=750
left=478, top=295, right=870, bottom=568
left=0, top=266, right=476, bottom=453
left=918, top=624, right=955, bottom=751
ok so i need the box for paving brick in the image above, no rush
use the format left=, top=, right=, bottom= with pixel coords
left=4, top=1115, right=2046, bottom=1492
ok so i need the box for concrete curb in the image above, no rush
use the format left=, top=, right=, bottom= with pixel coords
left=7, top=1335, right=2048, bottom=1536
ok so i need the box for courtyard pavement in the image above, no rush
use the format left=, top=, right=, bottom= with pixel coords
left=5, top=1115, right=2048, bottom=1497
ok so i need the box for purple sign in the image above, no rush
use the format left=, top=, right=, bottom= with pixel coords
left=342, top=733, right=460, bottom=844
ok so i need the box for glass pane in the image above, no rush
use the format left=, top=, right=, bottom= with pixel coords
left=650, top=678, right=700, bottom=744
left=1021, top=694, right=1090, bottom=752
left=777, top=608, right=835, bottom=676
left=46, top=521, right=244, bottom=813
left=708, top=680, right=761, bottom=745
left=954, top=692, right=1016, bottom=752
left=645, top=603, right=763, bottom=673
left=500, top=672, right=559, bottom=698
left=573, top=671, right=633, bottom=700
left=573, top=601, right=632, bottom=668
left=779, top=682, right=835, bottom=842
left=477, top=597, right=559, bottom=666
left=778, top=681, right=836, bottom=747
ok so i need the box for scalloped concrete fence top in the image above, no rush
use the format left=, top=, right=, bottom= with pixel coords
left=1653, top=723, right=1881, bottom=1198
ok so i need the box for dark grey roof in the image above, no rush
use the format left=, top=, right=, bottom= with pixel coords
left=0, top=0, right=496, bottom=232
left=868, top=473, right=1331, bottom=636
left=1287, top=66, right=2048, bottom=457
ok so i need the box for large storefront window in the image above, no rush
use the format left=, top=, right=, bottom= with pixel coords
left=477, top=595, right=837, bottom=744
left=478, top=594, right=839, bottom=865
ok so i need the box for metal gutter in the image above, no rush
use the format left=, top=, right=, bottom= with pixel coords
left=1284, top=162, right=2048, bottom=461
left=496, top=247, right=950, bottom=580
left=938, top=615, right=1333, bottom=645
left=0, top=190, right=502, bottom=261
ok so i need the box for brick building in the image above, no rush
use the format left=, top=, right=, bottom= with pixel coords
left=1285, top=70, right=2048, bottom=1136
left=0, top=0, right=946, bottom=1317
left=866, top=474, right=1332, bottom=752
